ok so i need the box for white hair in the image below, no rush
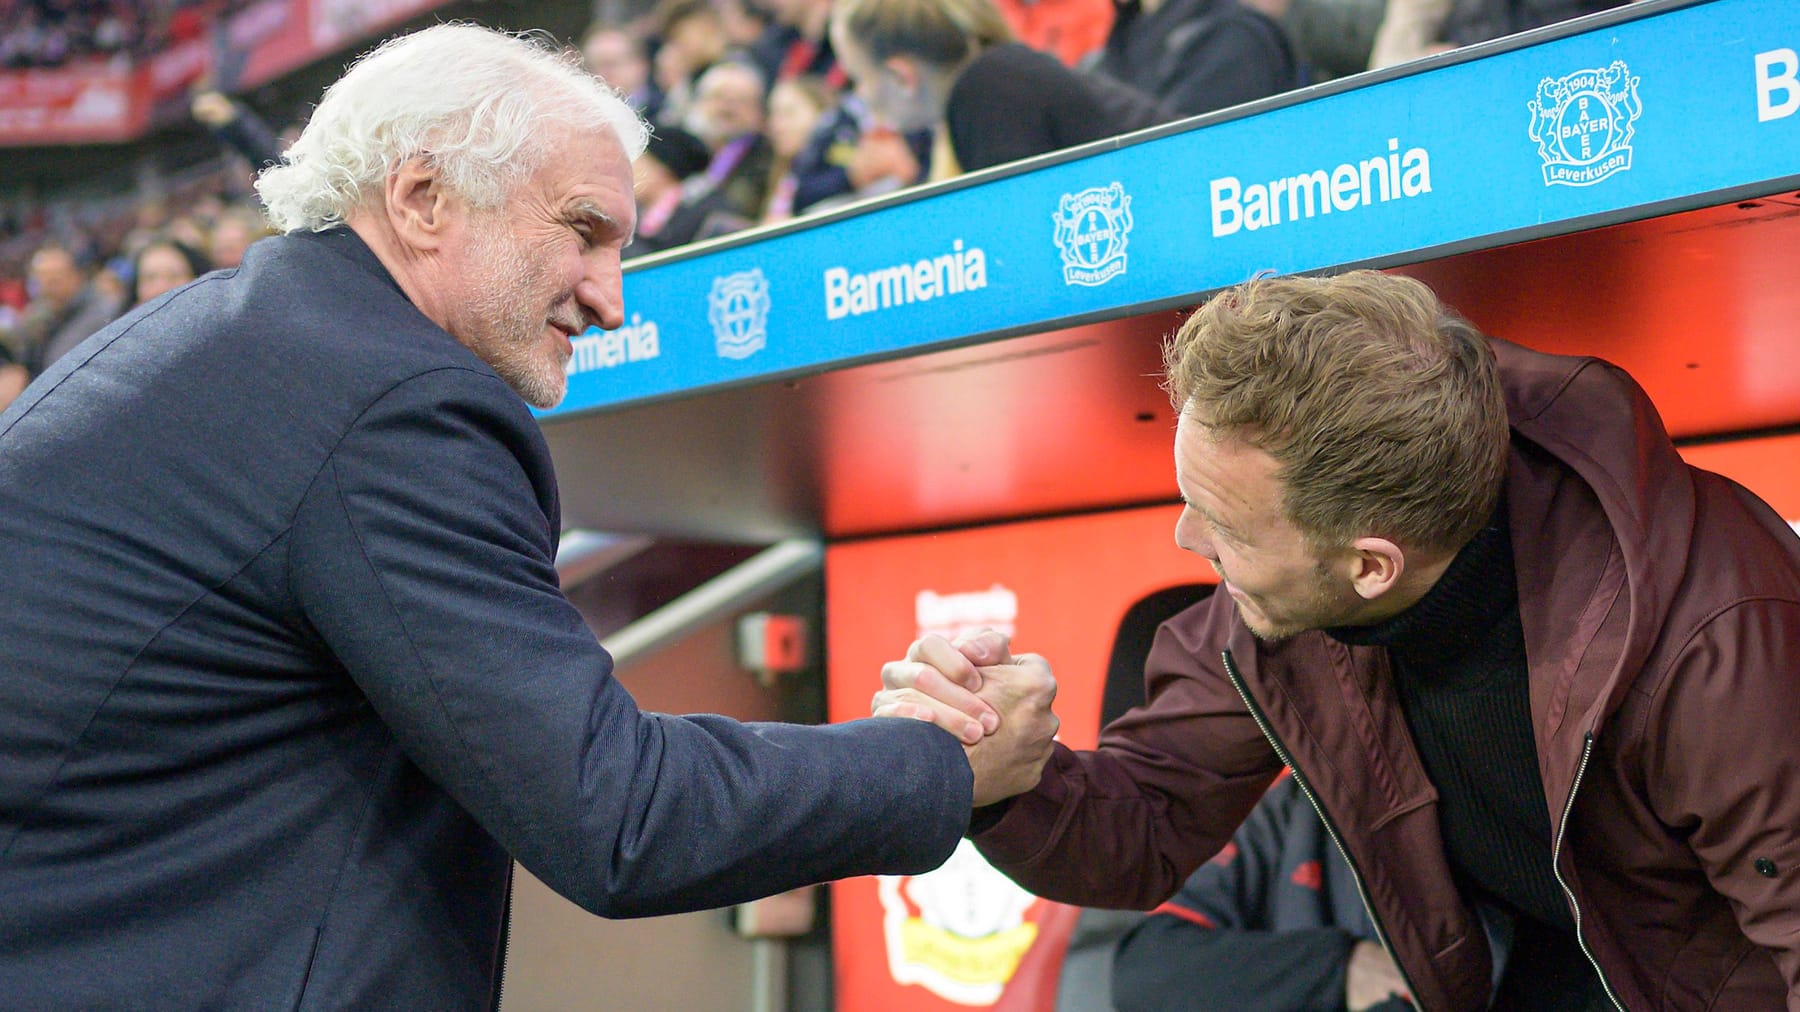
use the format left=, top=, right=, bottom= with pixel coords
left=256, top=23, right=649, bottom=233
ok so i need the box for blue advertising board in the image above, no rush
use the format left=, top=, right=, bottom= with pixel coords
left=543, top=0, right=1800, bottom=419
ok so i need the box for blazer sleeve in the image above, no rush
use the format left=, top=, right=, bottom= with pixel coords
left=973, top=591, right=1284, bottom=909
left=287, top=365, right=972, bottom=917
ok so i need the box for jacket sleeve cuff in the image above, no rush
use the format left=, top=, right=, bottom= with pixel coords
left=966, top=798, right=1014, bottom=836
left=969, top=757, right=1072, bottom=868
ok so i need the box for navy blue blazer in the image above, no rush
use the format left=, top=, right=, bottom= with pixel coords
left=0, top=229, right=972, bottom=1008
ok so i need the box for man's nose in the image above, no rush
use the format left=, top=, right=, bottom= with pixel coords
left=575, top=255, right=625, bottom=332
left=1175, top=514, right=1218, bottom=562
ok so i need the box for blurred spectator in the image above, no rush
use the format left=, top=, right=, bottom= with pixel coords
left=624, top=125, right=718, bottom=256
left=1369, top=0, right=1455, bottom=65
left=777, top=92, right=932, bottom=216
left=131, top=237, right=211, bottom=306
left=0, top=270, right=26, bottom=320
left=1110, top=775, right=1420, bottom=1011
left=118, top=197, right=173, bottom=260
left=1089, top=0, right=1300, bottom=118
left=832, top=0, right=1175, bottom=175
left=749, top=0, right=846, bottom=88
left=190, top=89, right=285, bottom=170
left=583, top=24, right=664, bottom=118
left=207, top=205, right=268, bottom=269
left=652, top=0, right=732, bottom=128
left=1369, top=0, right=1637, bottom=68
left=1281, top=0, right=1384, bottom=81
left=845, top=124, right=928, bottom=193
left=9, top=244, right=121, bottom=375
left=684, top=61, right=776, bottom=224
left=0, top=340, right=25, bottom=413
left=189, top=191, right=227, bottom=227
left=993, top=0, right=1114, bottom=67
left=762, top=76, right=836, bottom=221
left=92, top=259, right=129, bottom=310
left=716, top=0, right=772, bottom=49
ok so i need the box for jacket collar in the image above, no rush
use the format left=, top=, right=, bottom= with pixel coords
left=289, top=227, right=410, bottom=301
left=1492, top=338, right=1691, bottom=746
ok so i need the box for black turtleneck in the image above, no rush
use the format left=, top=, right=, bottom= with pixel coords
left=1327, top=505, right=1609, bottom=1010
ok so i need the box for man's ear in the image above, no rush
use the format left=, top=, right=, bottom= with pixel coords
left=384, top=157, right=454, bottom=251
left=1345, top=536, right=1406, bottom=602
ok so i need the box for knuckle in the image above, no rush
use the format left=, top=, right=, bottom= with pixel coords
left=918, top=666, right=955, bottom=696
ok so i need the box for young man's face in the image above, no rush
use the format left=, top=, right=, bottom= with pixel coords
left=1172, top=411, right=1362, bottom=641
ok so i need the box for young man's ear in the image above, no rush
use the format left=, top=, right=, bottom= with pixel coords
left=384, top=157, right=454, bottom=251
left=1345, top=536, right=1406, bottom=601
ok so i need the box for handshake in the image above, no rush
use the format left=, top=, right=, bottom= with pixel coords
left=873, top=630, right=1060, bottom=808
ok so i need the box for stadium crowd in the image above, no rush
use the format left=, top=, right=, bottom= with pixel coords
left=0, top=0, right=1637, bottom=413
left=0, top=0, right=262, bottom=68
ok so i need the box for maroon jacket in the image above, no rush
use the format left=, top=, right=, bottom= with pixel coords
left=974, top=341, right=1800, bottom=1010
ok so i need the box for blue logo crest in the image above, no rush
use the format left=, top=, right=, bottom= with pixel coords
left=1052, top=183, right=1133, bottom=287
left=708, top=268, right=770, bottom=360
left=1528, top=60, right=1642, bottom=187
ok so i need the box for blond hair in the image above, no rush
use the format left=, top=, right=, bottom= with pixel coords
left=832, top=0, right=1014, bottom=68
left=1164, top=271, right=1509, bottom=554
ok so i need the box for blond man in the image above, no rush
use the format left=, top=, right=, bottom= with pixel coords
left=884, top=271, right=1800, bottom=1010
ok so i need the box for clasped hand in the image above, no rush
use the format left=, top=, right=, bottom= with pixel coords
left=872, top=630, right=1058, bottom=808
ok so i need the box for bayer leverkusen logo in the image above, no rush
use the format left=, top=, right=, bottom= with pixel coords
left=1528, top=60, right=1642, bottom=187
left=1053, top=182, right=1133, bottom=287
left=879, top=840, right=1041, bottom=1005
left=708, top=268, right=770, bottom=360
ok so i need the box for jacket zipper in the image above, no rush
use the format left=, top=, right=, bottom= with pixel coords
left=495, top=865, right=514, bottom=1012
left=1550, top=732, right=1624, bottom=1011
left=1221, top=649, right=1422, bottom=1010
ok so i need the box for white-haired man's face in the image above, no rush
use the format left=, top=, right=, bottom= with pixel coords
left=438, top=123, right=637, bottom=408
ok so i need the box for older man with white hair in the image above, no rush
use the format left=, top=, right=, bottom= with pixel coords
left=0, top=24, right=1055, bottom=1007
